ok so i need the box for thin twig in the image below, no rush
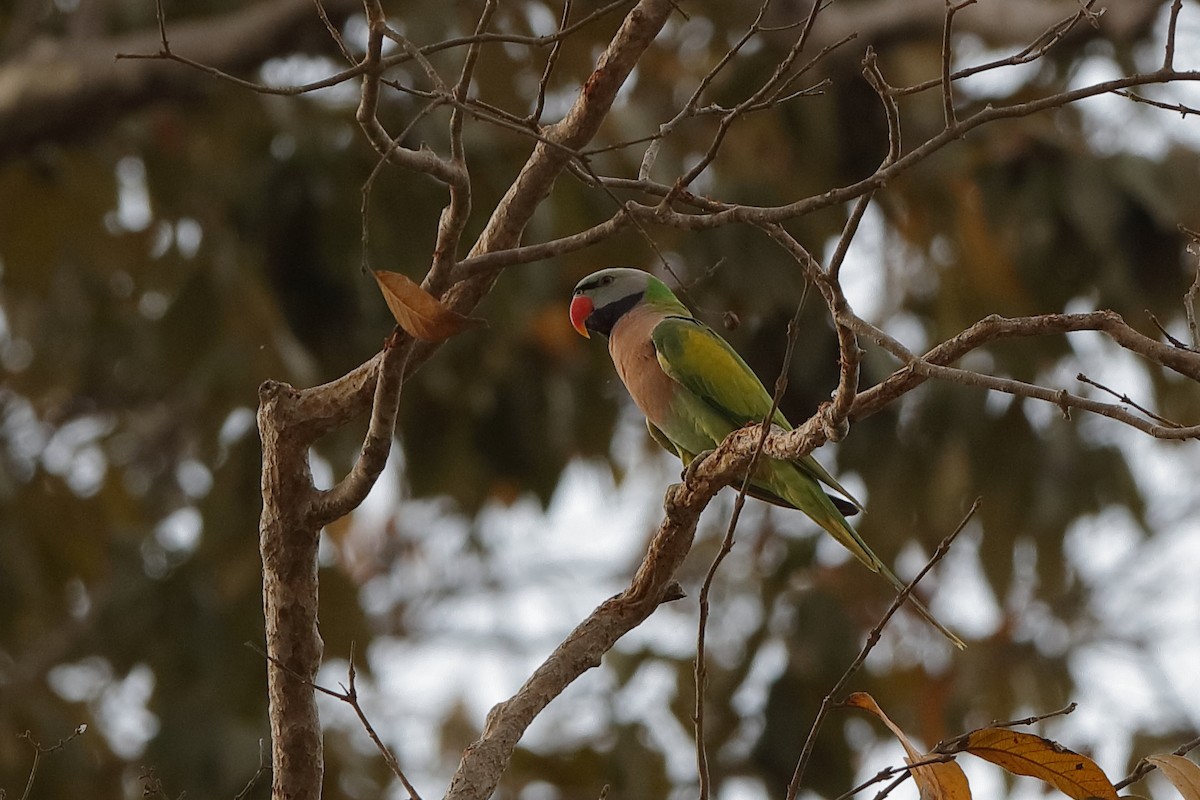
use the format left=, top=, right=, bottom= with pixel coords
left=341, top=644, right=425, bottom=800
left=759, top=224, right=861, bottom=440
left=455, top=210, right=632, bottom=275
left=1115, top=733, right=1200, bottom=791
left=940, top=0, right=977, bottom=127
left=785, top=499, right=981, bottom=800
left=862, top=49, right=901, bottom=166
left=153, top=0, right=168, bottom=51
left=527, top=0, right=572, bottom=125
left=1183, top=226, right=1200, bottom=350
left=233, top=739, right=271, bottom=800
left=16, top=725, right=88, bottom=800
left=893, top=0, right=1100, bottom=98
left=1075, top=372, right=1183, bottom=428
left=449, top=1, right=496, bottom=157
left=1145, top=309, right=1192, bottom=350
left=1164, top=0, right=1184, bottom=70
left=907, top=359, right=1200, bottom=440
left=1113, top=88, right=1200, bottom=117
left=380, top=0, right=635, bottom=70
left=693, top=268, right=811, bottom=800
left=359, top=99, right=446, bottom=272
left=828, top=194, right=876, bottom=283
left=382, top=25, right=452, bottom=99
left=354, top=0, right=464, bottom=186
left=932, top=703, right=1081, bottom=755
left=429, top=0, right=495, bottom=288
left=987, top=702, right=1078, bottom=730
left=832, top=753, right=957, bottom=800
left=313, top=0, right=354, bottom=64
left=664, top=0, right=829, bottom=199
left=942, top=359, right=1192, bottom=436
left=116, top=0, right=368, bottom=96
left=247, top=641, right=424, bottom=799
left=842, top=308, right=1200, bottom=429
left=640, top=0, right=772, bottom=180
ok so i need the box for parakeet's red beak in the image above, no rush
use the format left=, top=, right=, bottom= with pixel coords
left=569, top=294, right=593, bottom=338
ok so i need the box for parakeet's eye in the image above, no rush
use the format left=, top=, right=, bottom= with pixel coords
left=600, top=275, right=614, bottom=286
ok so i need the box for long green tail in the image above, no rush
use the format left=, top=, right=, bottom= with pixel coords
left=870, top=554, right=966, bottom=650
left=768, top=463, right=966, bottom=650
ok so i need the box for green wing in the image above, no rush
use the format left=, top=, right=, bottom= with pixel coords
left=648, top=415, right=859, bottom=516
left=651, top=315, right=863, bottom=510
left=652, top=316, right=784, bottom=426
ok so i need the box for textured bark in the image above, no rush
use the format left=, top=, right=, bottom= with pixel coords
left=258, top=380, right=326, bottom=800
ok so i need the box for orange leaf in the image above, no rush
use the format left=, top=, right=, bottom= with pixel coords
left=372, top=270, right=485, bottom=342
left=964, top=728, right=1118, bottom=800
left=1147, top=754, right=1200, bottom=800
left=846, top=692, right=972, bottom=800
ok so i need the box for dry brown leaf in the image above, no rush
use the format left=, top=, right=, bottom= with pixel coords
left=845, top=692, right=972, bottom=800
left=964, top=728, right=1118, bottom=800
left=1147, top=754, right=1200, bottom=800
left=373, top=270, right=485, bottom=342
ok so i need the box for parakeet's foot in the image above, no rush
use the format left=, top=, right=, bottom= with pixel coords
left=682, top=449, right=716, bottom=484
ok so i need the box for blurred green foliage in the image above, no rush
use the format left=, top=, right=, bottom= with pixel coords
left=1, top=0, right=1198, bottom=798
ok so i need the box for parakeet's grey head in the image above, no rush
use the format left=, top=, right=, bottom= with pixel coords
left=569, top=267, right=655, bottom=339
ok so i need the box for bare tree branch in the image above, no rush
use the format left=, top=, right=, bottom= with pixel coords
left=939, top=0, right=976, bottom=125
left=895, top=0, right=1097, bottom=98
left=307, top=336, right=411, bottom=528
left=1163, top=0, right=1184, bottom=70
left=378, top=0, right=636, bottom=71
left=839, top=309, right=1200, bottom=443
left=910, top=359, right=1199, bottom=440
left=526, top=0, right=573, bottom=125
left=1115, top=732, right=1200, bottom=791
left=355, top=0, right=466, bottom=188
left=626, top=67, right=1200, bottom=235
left=257, top=380, right=327, bottom=800
left=0, top=0, right=361, bottom=156
left=1075, top=372, right=1186, bottom=429
left=664, top=0, right=829, bottom=199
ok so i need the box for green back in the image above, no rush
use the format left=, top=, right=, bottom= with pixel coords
left=651, top=316, right=791, bottom=430
left=651, top=314, right=862, bottom=509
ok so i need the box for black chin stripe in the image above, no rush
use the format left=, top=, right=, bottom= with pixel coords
left=586, top=291, right=643, bottom=338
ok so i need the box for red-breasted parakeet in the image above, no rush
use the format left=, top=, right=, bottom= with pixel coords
left=570, top=267, right=963, bottom=649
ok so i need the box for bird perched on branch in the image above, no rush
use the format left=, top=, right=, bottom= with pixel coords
left=569, top=267, right=963, bottom=649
